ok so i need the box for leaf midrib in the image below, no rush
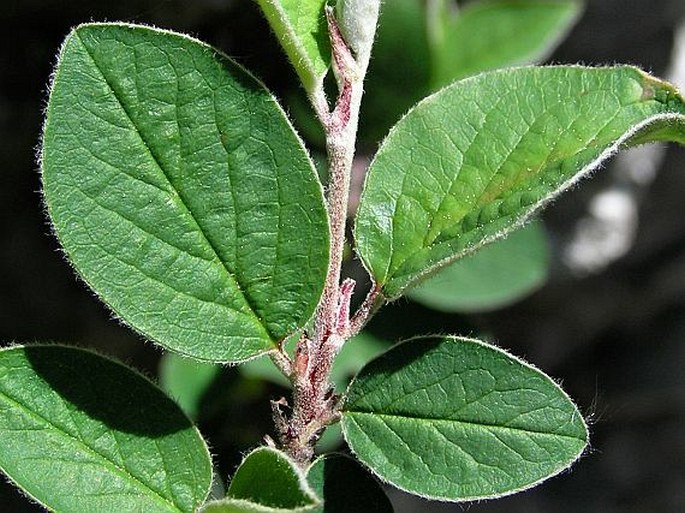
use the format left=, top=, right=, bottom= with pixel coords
left=384, top=72, right=648, bottom=291
left=343, top=410, right=585, bottom=441
left=73, top=30, right=273, bottom=343
left=0, top=385, right=183, bottom=512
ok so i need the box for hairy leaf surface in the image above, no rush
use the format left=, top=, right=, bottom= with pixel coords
left=341, top=337, right=588, bottom=500
left=202, top=499, right=316, bottom=513
left=202, top=500, right=270, bottom=513
left=355, top=66, right=685, bottom=299
left=0, top=345, right=211, bottom=513
left=229, top=447, right=317, bottom=510
left=202, top=447, right=318, bottom=512
left=256, top=0, right=329, bottom=93
left=42, top=23, right=329, bottom=362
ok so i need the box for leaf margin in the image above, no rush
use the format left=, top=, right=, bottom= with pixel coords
left=40, top=21, right=331, bottom=364
left=0, top=342, right=213, bottom=513
left=255, top=0, right=330, bottom=94
left=339, top=335, right=590, bottom=502
left=354, top=64, right=685, bottom=300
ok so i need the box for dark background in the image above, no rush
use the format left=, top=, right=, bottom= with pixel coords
left=2, top=0, right=685, bottom=511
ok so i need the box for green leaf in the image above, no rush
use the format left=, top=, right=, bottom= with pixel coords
left=202, top=447, right=320, bottom=512
left=41, top=23, right=329, bottom=362
left=408, top=221, right=549, bottom=312
left=307, top=454, right=393, bottom=513
left=432, top=0, right=582, bottom=87
left=227, top=447, right=316, bottom=507
left=201, top=498, right=316, bottom=513
left=354, top=66, right=685, bottom=299
left=159, top=353, right=220, bottom=419
left=341, top=336, right=588, bottom=501
left=256, top=0, right=330, bottom=94
left=0, top=344, right=212, bottom=513
left=217, top=447, right=318, bottom=512
left=360, top=0, right=432, bottom=144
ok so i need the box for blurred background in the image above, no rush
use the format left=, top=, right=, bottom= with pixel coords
left=2, top=0, right=685, bottom=511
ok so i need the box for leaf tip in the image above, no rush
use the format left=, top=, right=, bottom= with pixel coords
left=635, top=69, right=685, bottom=108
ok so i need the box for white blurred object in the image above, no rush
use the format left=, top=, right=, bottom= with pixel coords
left=563, top=17, right=685, bottom=275
left=563, top=189, right=638, bottom=272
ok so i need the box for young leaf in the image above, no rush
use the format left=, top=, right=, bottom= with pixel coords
left=341, top=337, right=588, bottom=501
left=202, top=447, right=319, bottom=512
left=335, top=0, right=381, bottom=70
left=0, top=344, right=212, bottom=513
left=41, top=23, right=329, bottom=363
left=255, top=0, right=330, bottom=94
left=307, top=454, right=393, bottom=513
left=159, top=353, right=220, bottom=419
left=354, top=66, right=685, bottom=300
left=432, top=0, right=583, bottom=87
left=408, top=221, right=549, bottom=312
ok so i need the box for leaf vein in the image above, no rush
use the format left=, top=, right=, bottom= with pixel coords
left=346, top=411, right=584, bottom=441
left=75, top=31, right=272, bottom=342
left=0, top=387, right=181, bottom=512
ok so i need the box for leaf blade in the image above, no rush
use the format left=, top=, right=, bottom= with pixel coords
left=227, top=447, right=318, bottom=509
left=354, top=66, right=685, bottom=299
left=256, top=0, right=330, bottom=93
left=41, top=23, right=329, bottom=362
left=341, top=336, right=588, bottom=501
left=159, top=353, right=219, bottom=419
left=202, top=498, right=316, bottom=513
left=0, top=344, right=212, bottom=513
left=432, top=0, right=582, bottom=87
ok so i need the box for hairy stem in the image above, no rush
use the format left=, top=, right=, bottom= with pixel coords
left=274, top=7, right=377, bottom=467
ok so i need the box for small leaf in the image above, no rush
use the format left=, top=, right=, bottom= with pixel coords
left=408, top=221, right=549, bottom=312
left=307, top=454, right=393, bottom=513
left=256, top=0, right=330, bottom=93
left=201, top=498, right=316, bottom=513
left=432, top=0, right=583, bottom=87
left=202, top=499, right=272, bottom=513
left=0, top=344, right=212, bottom=513
left=335, top=0, right=381, bottom=69
left=341, top=336, right=588, bottom=501
left=354, top=66, right=685, bottom=299
left=159, top=353, right=220, bottom=419
left=202, top=447, right=319, bottom=511
left=41, top=23, right=329, bottom=362
left=205, top=447, right=318, bottom=512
